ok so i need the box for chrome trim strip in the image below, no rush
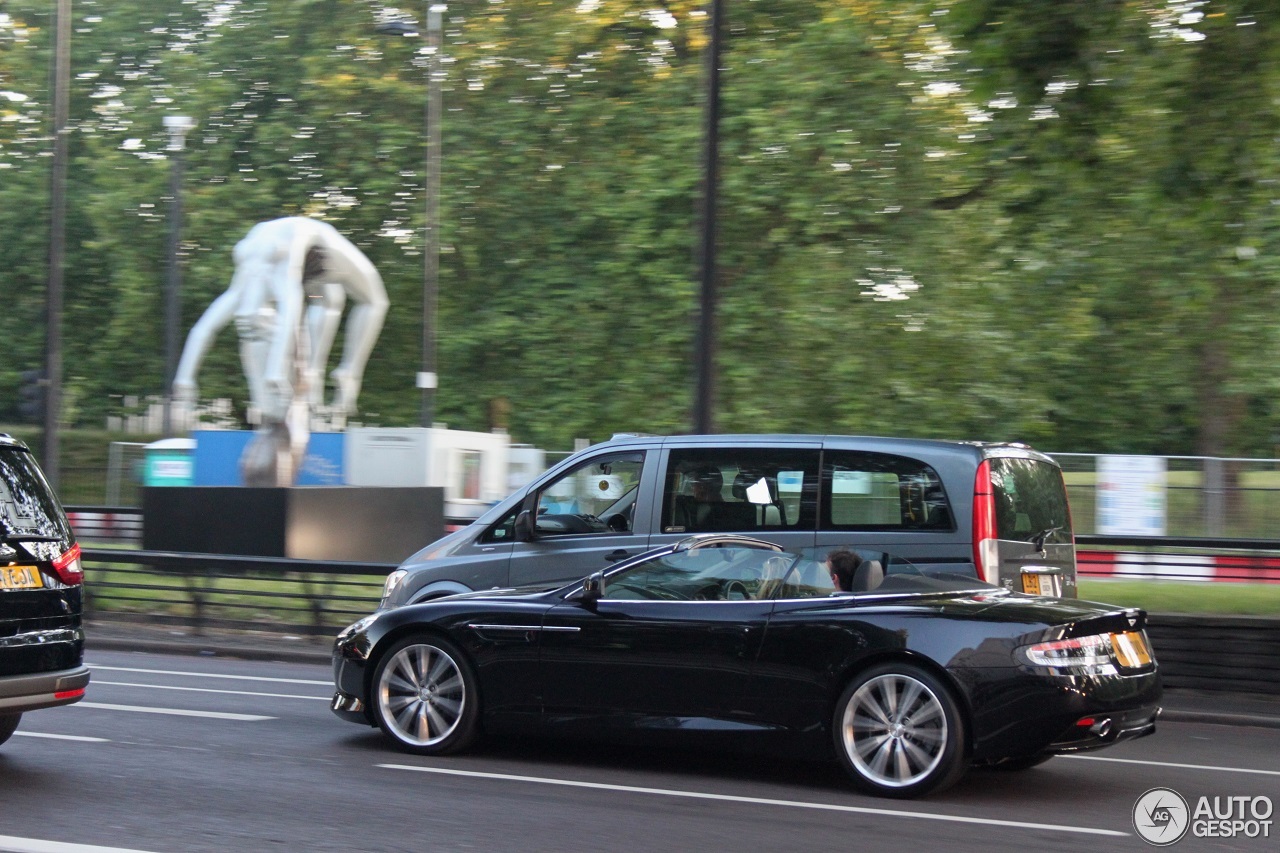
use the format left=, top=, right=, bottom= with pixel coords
left=467, top=624, right=581, bottom=633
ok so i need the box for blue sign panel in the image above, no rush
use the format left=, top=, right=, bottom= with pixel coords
left=192, top=430, right=345, bottom=486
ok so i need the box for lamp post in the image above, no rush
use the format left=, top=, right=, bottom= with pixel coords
left=162, top=115, right=195, bottom=438
left=43, top=0, right=70, bottom=487
left=693, top=0, right=724, bottom=435
left=379, top=5, right=445, bottom=428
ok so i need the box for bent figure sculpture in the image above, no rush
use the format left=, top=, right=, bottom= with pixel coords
left=173, top=217, right=389, bottom=486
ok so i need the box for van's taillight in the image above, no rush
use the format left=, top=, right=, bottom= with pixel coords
left=972, top=461, right=998, bottom=584
left=52, top=543, right=84, bottom=586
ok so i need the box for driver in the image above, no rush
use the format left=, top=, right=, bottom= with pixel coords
left=827, top=550, right=863, bottom=592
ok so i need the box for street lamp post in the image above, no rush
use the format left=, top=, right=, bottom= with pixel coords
left=378, top=5, right=445, bottom=428
left=420, top=3, right=444, bottom=428
left=43, top=0, right=71, bottom=487
left=693, top=0, right=724, bottom=435
left=162, top=115, right=195, bottom=438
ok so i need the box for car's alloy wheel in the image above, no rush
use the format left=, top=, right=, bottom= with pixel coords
left=0, top=713, right=20, bottom=746
left=372, top=636, right=479, bottom=755
left=834, top=664, right=967, bottom=797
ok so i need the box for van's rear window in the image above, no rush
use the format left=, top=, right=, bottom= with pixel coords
left=0, top=447, right=71, bottom=541
left=989, top=458, right=1072, bottom=543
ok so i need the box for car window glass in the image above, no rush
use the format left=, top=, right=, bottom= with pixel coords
left=660, top=449, right=818, bottom=534
left=822, top=451, right=952, bottom=531
left=605, top=545, right=792, bottom=601
left=0, top=448, right=70, bottom=541
left=533, top=452, right=644, bottom=538
left=479, top=503, right=519, bottom=544
left=989, top=458, right=1072, bottom=543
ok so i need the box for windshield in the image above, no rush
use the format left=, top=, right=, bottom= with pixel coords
left=592, top=540, right=998, bottom=602
left=989, top=457, right=1072, bottom=545
left=0, top=447, right=72, bottom=542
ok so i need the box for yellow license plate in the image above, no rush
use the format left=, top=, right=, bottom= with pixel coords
left=1021, top=573, right=1042, bottom=595
left=0, top=564, right=44, bottom=590
left=1112, top=630, right=1153, bottom=668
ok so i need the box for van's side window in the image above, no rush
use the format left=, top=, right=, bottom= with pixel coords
left=479, top=505, right=519, bottom=544
left=823, top=452, right=953, bottom=531
left=528, top=452, right=645, bottom=538
left=660, top=449, right=819, bottom=534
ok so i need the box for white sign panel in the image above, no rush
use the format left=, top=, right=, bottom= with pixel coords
left=1096, top=455, right=1167, bottom=536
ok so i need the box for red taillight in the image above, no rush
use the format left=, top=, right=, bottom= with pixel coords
left=972, top=461, right=997, bottom=583
left=54, top=687, right=85, bottom=700
left=52, top=543, right=84, bottom=586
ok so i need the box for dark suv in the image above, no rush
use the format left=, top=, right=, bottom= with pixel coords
left=0, top=434, right=89, bottom=747
left=380, top=434, right=1077, bottom=606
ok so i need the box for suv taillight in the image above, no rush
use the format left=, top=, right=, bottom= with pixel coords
left=52, top=543, right=84, bottom=586
left=972, top=461, right=998, bottom=584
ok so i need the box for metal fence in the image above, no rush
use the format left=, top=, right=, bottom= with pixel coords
left=1051, top=453, right=1280, bottom=539
left=82, top=547, right=392, bottom=636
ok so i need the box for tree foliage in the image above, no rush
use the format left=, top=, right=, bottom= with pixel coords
left=1, top=0, right=1278, bottom=455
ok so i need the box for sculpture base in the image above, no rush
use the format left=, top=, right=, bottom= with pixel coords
left=142, top=486, right=444, bottom=563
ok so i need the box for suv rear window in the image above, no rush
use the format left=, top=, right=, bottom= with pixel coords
left=822, top=451, right=952, bottom=531
left=0, top=447, right=72, bottom=541
left=989, top=457, right=1071, bottom=544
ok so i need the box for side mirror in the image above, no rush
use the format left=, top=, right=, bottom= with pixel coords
left=581, top=570, right=605, bottom=608
left=514, top=509, right=537, bottom=542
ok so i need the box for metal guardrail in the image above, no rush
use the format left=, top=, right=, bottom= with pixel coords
left=82, top=547, right=394, bottom=636
left=1076, top=535, right=1280, bottom=583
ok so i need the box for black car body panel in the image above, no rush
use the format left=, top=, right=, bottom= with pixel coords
left=333, top=536, right=1158, bottom=796
left=0, top=435, right=89, bottom=734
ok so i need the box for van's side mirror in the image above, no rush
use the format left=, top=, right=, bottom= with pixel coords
left=514, top=510, right=537, bottom=542
left=581, top=570, right=605, bottom=608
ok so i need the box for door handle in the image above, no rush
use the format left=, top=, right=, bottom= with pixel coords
left=605, top=550, right=631, bottom=562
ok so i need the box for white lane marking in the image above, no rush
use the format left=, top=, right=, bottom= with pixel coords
left=88, top=664, right=329, bottom=686
left=1063, top=754, right=1280, bottom=777
left=74, top=702, right=273, bottom=721
left=12, top=732, right=110, bottom=743
left=93, top=680, right=328, bottom=701
left=378, top=764, right=1127, bottom=837
left=0, top=836, right=159, bottom=853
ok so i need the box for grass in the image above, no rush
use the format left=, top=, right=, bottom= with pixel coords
left=1078, top=579, right=1280, bottom=616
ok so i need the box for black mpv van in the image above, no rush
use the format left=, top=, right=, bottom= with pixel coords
left=0, top=434, right=89, bottom=747
left=379, top=434, right=1076, bottom=607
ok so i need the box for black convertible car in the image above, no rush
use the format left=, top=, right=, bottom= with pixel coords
left=332, top=534, right=1160, bottom=798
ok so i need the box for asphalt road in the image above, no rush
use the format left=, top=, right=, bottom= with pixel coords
left=0, top=650, right=1277, bottom=853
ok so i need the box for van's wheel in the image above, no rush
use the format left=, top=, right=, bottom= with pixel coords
left=0, top=713, right=20, bottom=746
left=371, top=635, right=480, bottom=755
left=834, top=663, right=968, bottom=798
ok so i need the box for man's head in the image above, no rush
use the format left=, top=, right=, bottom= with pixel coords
left=827, top=549, right=863, bottom=591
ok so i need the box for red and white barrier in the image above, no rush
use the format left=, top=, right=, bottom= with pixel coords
left=1079, top=549, right=1280, bottom=583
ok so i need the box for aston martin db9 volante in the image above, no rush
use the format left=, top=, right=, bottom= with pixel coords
left=332, top=534, right=1160, bottom=798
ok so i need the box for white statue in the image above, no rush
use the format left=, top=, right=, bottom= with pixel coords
left=173, top=217, right=389, bottom=485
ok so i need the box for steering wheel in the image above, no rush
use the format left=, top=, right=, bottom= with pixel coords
left=723, top=580, right=751, bottom=601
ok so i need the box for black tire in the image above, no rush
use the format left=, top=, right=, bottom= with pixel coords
left=370, top=635, right=480, bottom=756
left=833, top=663, right=968, bottom=798
left=0, top=713, right=20, bottom=746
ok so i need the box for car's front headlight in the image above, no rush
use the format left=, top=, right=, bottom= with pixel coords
left=380, top=569, right=409, bottom=606
left=337, top=613, right=379, bottom=643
